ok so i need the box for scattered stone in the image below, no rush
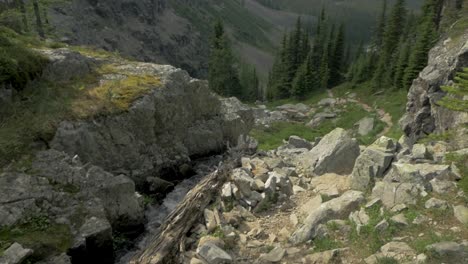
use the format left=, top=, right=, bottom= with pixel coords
left=298, top=128, right=360, bottom=176
left=293, top=185, right=306, bottom=194
left=426, top=241, right=468, bottom=260
left=302, top=249, right=343, bottom=264
left=375, top=219, right=389, bottom=232
left=196, top=243, right=232, bottom=264
left=259, top=246, right=286, bottom=263
left=425, top=198, right=449, bottom=210
left=357, top=117, right=375, bottom=136
left=390, top=214, right=408, bottom=227
left=291, top=191, right=365, bottom=244
left=318, top=98, right=337, bottom=107
left=221, top=183, right=233, bottom=200
left=349, top=137, right=395, bottom=191
left=309, top=173, right=349, bottom=197
left=349, top=208, right=370, bottom=226
left=365, top=242, right=416, bottom=264
left=204, top=209, right=218, bottom=232
left=290, top=213, right=299, bottom=227
left=231, top=168, right=255, bottom=198
left=198, top=236, right=225, bottom=249
left=430, top=179, right=457, bottom=194
left=371, top=182, right=422, bottom=208
left=391, top=204, right=408, bottom=213
left=0, top=243, right=33, bottom=264
left=365, top=198, right=382, bottom=209
left=454, top=205, right=468, bottom=225
left=299, top=195, right=322, bottom=217
left=412, top=144, right=429, bottom=159
left=412, top=215, right=429, bottom=225
left=288, top=136, right=313, bottom=150
left=416, top=253, right=427, bottom=263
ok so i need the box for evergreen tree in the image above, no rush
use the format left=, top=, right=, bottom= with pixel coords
left=208, top=20, right=242, bottom=98
left=438, top=67, right=468, bottom=112
left=374, top=0, right=387, bottom=49
left=292, top=52, right=314, bottom=99
left=393, top=41, right=411, bottom=89
left=329, top=23, right=345, bottom=86
left=372, top=0, right=406, bottom=88
left=402, top=0, right=438, bottom=89
left=239, top=63, right=259, bottom=102
left=320, top=45, right=330, bottom=89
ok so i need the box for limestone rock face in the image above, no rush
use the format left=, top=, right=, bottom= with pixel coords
left=47, top=51, right=253, bottom=185
left=400, top=31, right=468, bottom=142
left=298, top=128, right=360, bottom=176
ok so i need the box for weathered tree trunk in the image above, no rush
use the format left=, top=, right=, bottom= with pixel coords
left=130, top=161, right=234, bottom=264
left=32, top=0, right=45, bottom=39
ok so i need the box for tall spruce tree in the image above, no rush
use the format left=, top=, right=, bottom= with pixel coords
left=402, top=0, right=438, bottom=89
left=32, top=0, right=45, bottom=39
left=372, top=0, right=406, bottom=89
left=329, top=23, right=345, bottom=86
left=208, top=20, right=242, bottom=98
left=374, top=0, right=387, bottom=49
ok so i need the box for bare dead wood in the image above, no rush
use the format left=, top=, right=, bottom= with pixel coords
left=130, top=161, right=234, bottom=264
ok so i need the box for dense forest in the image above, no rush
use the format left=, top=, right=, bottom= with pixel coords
left=210, top=0, right=460, bottom=102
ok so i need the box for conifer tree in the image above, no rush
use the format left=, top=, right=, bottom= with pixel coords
left=32, top=0, right=45, bottom=39
left=372, top=0, right=406, bottom=88
left=208, top=20, right=242, bottom=98
left=374, top=0, right=387, bottom=49
left=292, top=52, right=314, bottom=98
left=438, top=67, right=468, bottom=112
left=402, top=0, right=438, bottom=88
left=329, top=23, right=345, bottom=86
left=320, top=45, right=330, bottom=89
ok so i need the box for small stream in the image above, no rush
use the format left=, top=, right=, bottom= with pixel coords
left=116, top=155, right=224, bottom=264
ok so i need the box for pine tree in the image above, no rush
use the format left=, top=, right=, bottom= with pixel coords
left=402, top=0, right=438, bottom=89
left=374, top=0, right=387, bottom=49
left=320, top=45, right=330, bottom=89
left=372, top=0, right=406, bottom=88
left=292, top=52, right=314, bottom=99
left=15, top=0, right=28, bottom=33
left=329, top=23, right=345, bottom=86
left=393, top=41, right=411, bottom=89
left=438, top=67, right=468, bottom=112
left=208, top=21, right=242, bottom=98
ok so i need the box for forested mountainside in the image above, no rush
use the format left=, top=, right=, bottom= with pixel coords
left=1, top=0, right=424, bottom=79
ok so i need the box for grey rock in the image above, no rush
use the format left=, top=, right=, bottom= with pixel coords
left=390, top=214, right=408, bottom=227
left=50, top=61, right=253, bottom=185
left=375, top=219, right=389, bottom=232
left=454, top=205, right=468, bottom=225
left=290, top=190, right=364, bottom=244
left=288, top=136, right=313, bottom=150
left=298, top=128, right=360, bottom=176
left=426, top=241, right=468, bottom=260
left=302, top=249, right=344, bottom=263
left=383, top=163, right=456, bottom=185
left=196, top=243, right=232, bottom=264
left=371, top=181, right=423, bottom=208
left=231, top=168, right=255, bottom=198
left=0, top=243, right=33, bottom=264
left=259, top=246, right=286, bottom=263
left=349, top=137, right=395, bottom=191
left=357, top=117, right=375, bottom=136
left=365, top=242, right=416, bottom=264
left=412, top=144, right=429, bottom=160
left=318, top=98, right=337, bottom=107
left=400, top=31, right=468, bottom=142
left=424, top=198, right=449, bottom=210
left=430, top=179, right=457, bottom=194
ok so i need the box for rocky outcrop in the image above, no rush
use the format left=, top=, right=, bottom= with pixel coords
left=45, top=49, right=253, bottom=186
left=400, top=29, right=468, bottom=142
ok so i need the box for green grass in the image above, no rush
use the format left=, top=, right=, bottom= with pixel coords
left=0, top=215, right=72, bottom=260
left=264, top=89, right=329, bottom=109
left=311, top=237, right=342, bottom=253
left=333, top=81, right=407, bottom=140
left=251, top=98, right=383, bottom=150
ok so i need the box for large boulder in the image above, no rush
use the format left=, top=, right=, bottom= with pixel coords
left=298, top=128, right=360, bottom=176
left=290, top=190, right=364, bottom=244
left=383, top=163, right=458, bottom=186
left=349, top=137, right=395, bottom=191
left=49, top=58, right=253, bottom=185
left=0, top=243, right=33, bottom=264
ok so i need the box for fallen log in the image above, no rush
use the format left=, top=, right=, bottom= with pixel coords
left=130, top=161, right=235, bottom=264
